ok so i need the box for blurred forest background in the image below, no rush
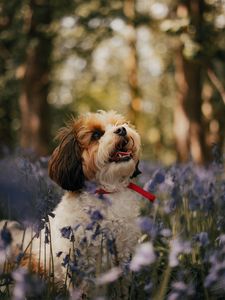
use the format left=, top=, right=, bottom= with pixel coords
left=0, top=0, right=225, bottom=165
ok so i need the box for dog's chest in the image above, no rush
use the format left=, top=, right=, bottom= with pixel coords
left=49, top=189, right=142, bottom=278
left=51, top=190, right=141, bottom=248
left=52, top=190, right=141, bottom=228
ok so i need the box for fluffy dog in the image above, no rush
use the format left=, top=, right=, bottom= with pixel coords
left=48, top=110, right=142, bottom=277
left=1, top=110, right=152, bottom=286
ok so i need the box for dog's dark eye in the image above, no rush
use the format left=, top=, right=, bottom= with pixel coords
left=91, top=130, right=104, bottom=141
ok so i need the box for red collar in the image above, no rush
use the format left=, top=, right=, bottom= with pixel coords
left=95, top=182, right=156, bottom=202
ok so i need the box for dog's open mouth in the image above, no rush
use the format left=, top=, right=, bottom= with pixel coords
left=109, top=138, right=133, bottom=163
left=109, top=150, right=132, bottom=163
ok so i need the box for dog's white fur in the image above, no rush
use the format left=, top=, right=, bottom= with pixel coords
left=1, top=111, right=143, bottom=280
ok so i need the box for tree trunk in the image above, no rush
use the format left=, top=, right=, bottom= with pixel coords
left=0, top=1, right=22, bottom=153
left=173, top=0, right=209, bottom=164
left=124, top=0, right=141, bottom=125
left=19, top=0, right=52, bottom=156
left=174, top=48, right=208, bottom=164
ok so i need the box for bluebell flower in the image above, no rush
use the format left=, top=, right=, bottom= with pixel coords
left=144, top=169, right=165, bottom=193
left=60, top=226, right=73, bottom=239
left=86, top=221, right=95, bottom=231
left=137, top=217, right=158, bottom=239
left=90, top=210, right=104, bottom=222
left=15, top=252, right=24, bottom=264
left=169, top=239, right=191, bottom=267
left=154, top=170, right=165, bottom=184
left=12, top=267, right=45, bottom=299
left=75, top=248, right=82, bottom=257
left=188, top=192, right=200, bottom=211
left=62, top=254, right=70, bottom=267
left=160, top=228, right=172, bottom=238
left=130, top=242, right=156, bottom=272
left=69, top=263, right=79, bottom=274
left=204, top=258, right=225, bottom=293
left=193, top=232, right=209, bottom=247
left=0, top=222, right=12, bottom=249
left=96, top=267, right=122, bottom=285
left=168, top=281, right=194, bottom=300
left=171, top=186, right=182, bottom=206
left=216, top=234, right=225, bottom=246
left=84, top=180, right=98, bottom=193
left=92, top=224, right=101, bottom=240
left=107, top=237, right=116, bottom=255
left=144, top=179, right=157, bottom=193
left=217, top=216, right=225, bottom=232
left=202, top=195, right=214, bottom=213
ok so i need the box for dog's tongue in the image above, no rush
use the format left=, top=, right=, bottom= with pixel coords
left=115, top=151, right=130, bottom=157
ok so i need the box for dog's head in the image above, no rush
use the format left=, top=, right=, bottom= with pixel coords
left=48, top=111, right=141, bottom=191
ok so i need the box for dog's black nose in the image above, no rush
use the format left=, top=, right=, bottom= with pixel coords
left=114, top=126, right=127, bottom=137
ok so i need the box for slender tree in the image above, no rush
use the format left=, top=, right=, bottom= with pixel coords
left=173, top=1, right=209, bottom=164
left=19, top=0, right=52, bottom=155
left=123, top=0, right=141, bottom=125
left=0, top=0, right=23, bottom=152
left=172, top=0, right=225, bottom=164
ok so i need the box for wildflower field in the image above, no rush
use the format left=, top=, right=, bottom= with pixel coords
left=0, top=149, right=224, bottom=300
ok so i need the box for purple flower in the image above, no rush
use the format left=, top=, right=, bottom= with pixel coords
left=171, top=186, right=182, bottom=205
left=96, top=267, right=122, bottom=285
left=107, top=237, right=116, bottom=255
left=75, top=248, right=81, bottom=257
left=193, top=232, right=209, bottom=247
left=0, top=222, right=12, bottom=249
left=60, top=226, right=73, bottom=239
left=160, top=228, right=172, bottom=238
left=86, top=221, right=95, bottom=231
left=216, top=234, right=225, bottom=246
left=130, top=242, right=156, bottom=272
left=154, top=170, right=165, bottom=184
left=12, top=267, right=45, bottom=299
left=188, top=193, right=201, bottom=211
left=169, top=239, right=191, bottom=267
left=62, top=254, right=70, bottom=267
left=15, top=252, right=24, bottom=264
left=137, top=217, right=158, bottom=239
left=168, top=281, right=194, bottom=300
left=92, top=223, right=101, bottom=240
left=144, top=169, right=165, bottom=192
left=90, top=210, right=104, bottom=222
left=204, top=260, right=225, bottom=292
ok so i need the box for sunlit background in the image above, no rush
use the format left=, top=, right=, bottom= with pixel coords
left=0, top=0, right=225, bottom=165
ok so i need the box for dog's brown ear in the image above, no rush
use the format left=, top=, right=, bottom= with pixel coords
left=48, top=127, right=85, bottom=191
left=131, top=161, right=142, bottom=178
